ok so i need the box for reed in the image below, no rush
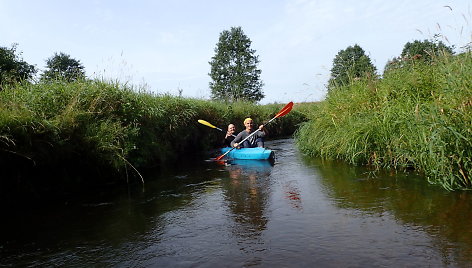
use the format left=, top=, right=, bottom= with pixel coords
left=296, top=52, right=471, bottom=190
left=0, top=79, right=306, bottom=186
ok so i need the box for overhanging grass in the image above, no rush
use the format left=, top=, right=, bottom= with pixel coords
left=0, top=79, right=306, bottom=187
left=296, top=52, right=471, bottom=190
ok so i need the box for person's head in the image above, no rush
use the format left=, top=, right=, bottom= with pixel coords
left=243, top=118, right=254, bottom=131
left=227, top=124, right=236, bottom=133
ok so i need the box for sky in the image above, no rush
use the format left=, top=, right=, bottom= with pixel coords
left=1, top=0, right=471, bottom=104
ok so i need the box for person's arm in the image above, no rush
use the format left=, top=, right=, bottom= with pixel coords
left=258, top=125, right=268, bottom=136
left=224, top=134, right=231, bottom=146
left=225, top=131, right=234, bottom=139
left=223, top=136, right=232, bottom=147
left=231, top=132, right=243, bottom=148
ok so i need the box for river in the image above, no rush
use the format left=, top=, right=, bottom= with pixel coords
left=1, top=138, right=472, bottom=267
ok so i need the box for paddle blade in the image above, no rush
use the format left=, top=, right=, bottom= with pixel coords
left=215, top=154, right=226, bottom=161
left=275, top=101, right=293, bottom=118
left=215, top=147, right=234, bottom=161
left=198, top=119, right=217, bottom=129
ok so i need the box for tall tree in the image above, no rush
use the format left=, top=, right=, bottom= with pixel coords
left=41, top=52, right=85, bottom=82
left=0, top=44, right=36, bottom=89
left=209, top=26, right=264, bottom=102
left=328, top=44, right=377, bottom=89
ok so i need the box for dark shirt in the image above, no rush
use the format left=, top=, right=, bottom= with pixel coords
left=224, top=135, right=235, bottom=147
left=231, top=129, right=266, bottom=148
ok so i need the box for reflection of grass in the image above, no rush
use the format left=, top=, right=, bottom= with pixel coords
left=296, top=52, right=471, bottom=190
left=305, top=156, right=472, bottom=265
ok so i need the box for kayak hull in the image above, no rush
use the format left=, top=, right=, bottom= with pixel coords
left=220, top=147, right=275, bottom=160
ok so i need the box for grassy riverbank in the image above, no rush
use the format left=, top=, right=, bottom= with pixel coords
left=0, top=80, right=306, bottom=199
left=296, top=52, right=471, bottom=190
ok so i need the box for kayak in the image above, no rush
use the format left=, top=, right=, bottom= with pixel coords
left=220, top=147, right=274, bottom=160
left=220, top=147, right=275, bottom=160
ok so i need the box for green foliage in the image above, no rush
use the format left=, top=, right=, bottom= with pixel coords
left=384, top=38, right=454, bottom=73
left=0, top=80, right=305, bottom=187
left=401, top=38, right=453, bottom=59
left=41, top=52, right=85, bottom=82
left=297, top=52, right=472, bottom=190
left=209, top=26, right=264, bottom=103
left=328, top=44, right=377, bottom=90
left=0, top=44, right=36, bottom=89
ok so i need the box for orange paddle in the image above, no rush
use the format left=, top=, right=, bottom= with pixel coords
left=215, top=101, right=294, bottom=161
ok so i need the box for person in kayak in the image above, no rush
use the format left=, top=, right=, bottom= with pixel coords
left=231, top=118, right=267, bottom=148
left=223, top=123, right=236, bottom=147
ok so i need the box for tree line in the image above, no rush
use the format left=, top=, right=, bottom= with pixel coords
left=1, top=27, right=456, bottom=101
left=328, top=38, right=455, bottom=89
left=0, top=46, right=85, bottom=90
left=209, top=27, right=456, bottom=102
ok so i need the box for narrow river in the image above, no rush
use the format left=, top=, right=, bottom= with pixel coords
left=2, top=139, right=472, bottom=267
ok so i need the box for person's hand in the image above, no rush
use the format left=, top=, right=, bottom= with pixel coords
left=258, top=125, right=264, bottom=130
left=233, top=142, right=239, bottom=148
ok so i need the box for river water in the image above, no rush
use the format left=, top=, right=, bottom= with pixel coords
left=2, top=139, right=472, bottom=267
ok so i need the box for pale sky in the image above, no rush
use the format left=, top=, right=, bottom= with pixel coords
left=1, top=0, right=470, bottom=103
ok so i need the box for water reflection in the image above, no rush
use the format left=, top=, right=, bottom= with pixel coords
left=3, top=139, right=472, bottom=267
left=283, top=180, right=302, bottom=210
left=303, top=156, right=472, bottom=266
left=220, top=160, right=273, bottom=242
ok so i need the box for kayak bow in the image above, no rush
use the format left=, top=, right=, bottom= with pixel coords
left=220, top=147, right=275, bottom=160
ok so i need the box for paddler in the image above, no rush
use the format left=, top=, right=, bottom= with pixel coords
left=223, top=123, right=236, bottom=147
left=231, top=118, right=267, bottom=148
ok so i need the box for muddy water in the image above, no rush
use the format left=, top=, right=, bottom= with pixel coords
left=1, top=139, right=472, bottom=267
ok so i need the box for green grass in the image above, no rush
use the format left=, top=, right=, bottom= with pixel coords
left=296, top=52, right=471, bottom=190
left=0, top=79, right=306, bottom=188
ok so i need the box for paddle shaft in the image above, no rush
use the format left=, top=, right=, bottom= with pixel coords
left=218, top=126, right=237, bottom=138
left=198, top=119, right=236, bottom=137
left=216, top=118, right=275, bottom=160
left=214, top=101, right=293, bottom=161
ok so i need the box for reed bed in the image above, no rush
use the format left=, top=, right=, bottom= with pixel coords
left=0, top=80, right=305, bottom=189
left=296, top=52, right=471, bottom=190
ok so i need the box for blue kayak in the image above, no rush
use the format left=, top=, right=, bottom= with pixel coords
left=220, top=147, right=275, bottom=160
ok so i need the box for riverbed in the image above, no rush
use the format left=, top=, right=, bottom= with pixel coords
left=1, top=139, right=472, bottom=267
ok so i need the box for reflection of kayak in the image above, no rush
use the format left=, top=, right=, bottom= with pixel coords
left=220, top=147, right=275, bottom=160
left=226, top=159, right=274, bottom=174
left=230, top=159, right=274, bottom=168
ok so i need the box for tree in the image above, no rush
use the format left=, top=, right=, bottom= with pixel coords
left=209, top=26, right=264, bottom=102
left=328, top=44, right=377, bottom=89
left=383, top=56, right=402, bottom=74
left=41, top=52, right=85, bottom=82
left=401, top=38, right=453, bottom=60
left=384, top=38, right=454, bottom=73
left=0, top=44, right=36, bottom=89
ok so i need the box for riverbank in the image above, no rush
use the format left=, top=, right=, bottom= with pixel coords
left=296, top=51, right=471, bottom=190
left=5, top=138, right=472, bottom=267
left=0, top=80, right=307, bottom=201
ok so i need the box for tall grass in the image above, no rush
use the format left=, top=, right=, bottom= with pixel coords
left=0, top=79, right=305, bottom=189
left=296, top=52, right=471, bottom=190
